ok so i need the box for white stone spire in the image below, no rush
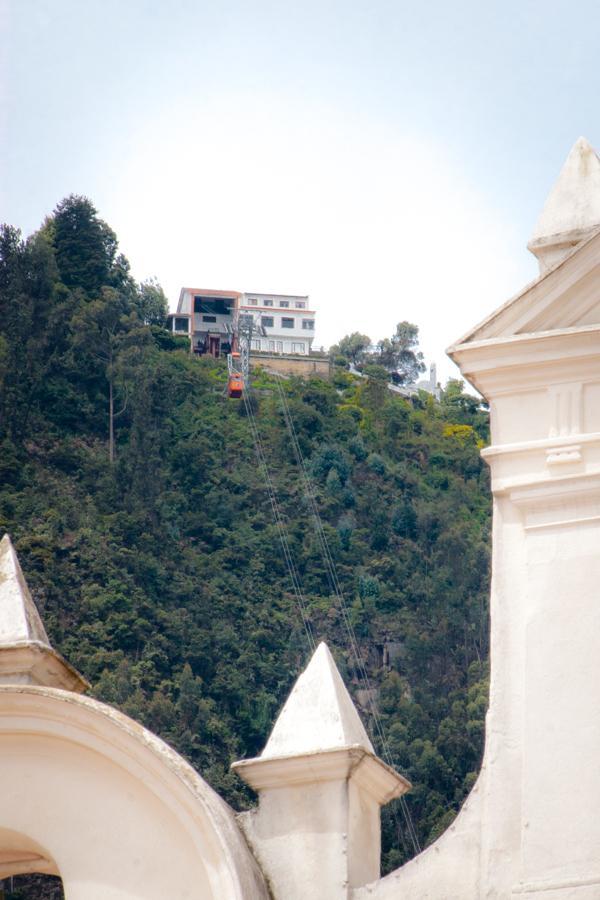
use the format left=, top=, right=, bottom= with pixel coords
left=0, top=533, right=51, bottom=645
left=528, top=136, right=600, bottom=273
left=0, top=534, right=88, bottom=692
left=262, top=641, right=374, bottom=758
left=233, top=641, right=410, bottom=899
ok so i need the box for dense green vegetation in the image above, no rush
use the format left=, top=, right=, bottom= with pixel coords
left=0, top=198, right=491, bottom=896
left=330, top=322, right=425, bottom=383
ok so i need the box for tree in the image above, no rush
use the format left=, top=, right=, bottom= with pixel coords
left=49, top=195, right=132, bottom=296
left=440, top=380, right=489, bottom=441
left=136, top=278, right=168, bottom=325
left=0, top=225, right=65, bottom=441
left=330, top=332, right=371, bottom=366
left=71, top=288, right=148, bottom=462
left=376, top=321, right=425, bottom=384
left=361, top=363, right=389, bottom=409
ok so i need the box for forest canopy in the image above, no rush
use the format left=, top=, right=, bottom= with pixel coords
left=0, top=197, right=491, bottom=893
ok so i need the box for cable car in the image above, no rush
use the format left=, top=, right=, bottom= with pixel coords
left=227, top=351, right=244, bottom=398
left=228, top=373, right=244, bottom=398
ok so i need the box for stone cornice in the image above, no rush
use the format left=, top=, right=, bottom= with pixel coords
left=232, top=745, right=410, bottom=805
left=505, top=472, right=600, bottom=530
left=482, top=431, right=600, bottom=459
left=0, top=641, right=89, bottom=693
left=448, top=324, right=600, bottom=398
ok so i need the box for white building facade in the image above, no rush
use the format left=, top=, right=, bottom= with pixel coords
left=240, top=292, right=316, bottom=355
left=168, top=288, right=241, bottom=358
left=167, top=289, right=317, bottom=357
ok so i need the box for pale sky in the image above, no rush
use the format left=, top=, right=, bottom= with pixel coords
left=2, top=0, right=599, bottom=383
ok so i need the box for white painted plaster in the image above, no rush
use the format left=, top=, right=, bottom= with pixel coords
left=233, top=642, right=409, bottom=899
left=355, top=138, right=600, bottom=900
left=0, top=541, right=268, bottom=898
left=0, top=535, right=88, bottom=691
left=528, top=137, right=600, bottom=273
left=0, top=534, right=49, bottom=645
left=0, top=687, right=269, bottom=899
left=262, top=641, right=374, bottom=758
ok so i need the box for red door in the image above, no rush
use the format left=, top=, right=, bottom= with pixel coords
left=209, top=336, right=220, bottom=358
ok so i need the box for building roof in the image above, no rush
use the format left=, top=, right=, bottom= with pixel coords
left=448, top=138, right=600, bottom=351
left=244, top=292, right=309, bottom=300
left=180, top=288, right=242, bottom=297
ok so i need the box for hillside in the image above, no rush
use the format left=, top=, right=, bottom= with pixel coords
left=0, top=198, right=491, bottom=894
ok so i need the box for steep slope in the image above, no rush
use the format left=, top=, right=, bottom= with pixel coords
left=0, top=202, right=491, bottom=895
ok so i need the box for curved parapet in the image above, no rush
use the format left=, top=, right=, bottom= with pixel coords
left=354, top=774, right=485, bottom=899
left=356, top=137, right=600, bottom=900
left=0, top=686, right=269, bottom=900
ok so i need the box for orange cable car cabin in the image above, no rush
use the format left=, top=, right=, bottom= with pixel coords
left=228, top=374, right=244, bottom=398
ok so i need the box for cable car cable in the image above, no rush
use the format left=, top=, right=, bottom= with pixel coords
left=242, top=389, right=316, bottom=652
left=226, top=313, right=419, bottom=853
left=272, top=375, right=421, bottom=854
left=274, top=376, right=420, bottom=853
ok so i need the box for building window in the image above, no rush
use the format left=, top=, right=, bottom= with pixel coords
left=194, top=296, right=234, bottom=315
left=202, top=315, right=217, bottom=323
left=247, top=298, right=258, bottom=305
left=292, top=342, right=306, bottom=353
left=276, top=341, right=283, bottom=353
left=279, top=300, right=290, bottom=308
left=295, top=301, right=306, bottom=309
left=261, top=316, right=274, bottom=328
left=281, top=317, right=294, bottom=328
left=268, top=340, right=275, bottom=351
left=174, top=317, right=189, bottom=332
left=264, top=299, right=274, bottom=307
left=302, top=319, right=314, bottom=330
left=251, top=340, right=261, bottom=350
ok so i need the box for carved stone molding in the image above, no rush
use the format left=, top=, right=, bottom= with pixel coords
left=507, top=473, right=600, bottom=530
left=512, top=873, right=600, bottom=897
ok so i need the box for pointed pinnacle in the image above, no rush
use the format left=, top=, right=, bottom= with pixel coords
left=528, top=137, right=600, bottom=271
left=0, top=534, right=50, bottom=646
left=0, top=534, right=88, bottom=692
left=261, top=642, right=374, bottom=759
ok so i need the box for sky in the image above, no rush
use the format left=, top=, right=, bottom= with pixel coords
left=2, top=0, right=600, bottom=383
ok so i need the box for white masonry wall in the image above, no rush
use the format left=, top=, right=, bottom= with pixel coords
left=356, top=137, right=600, bottom=900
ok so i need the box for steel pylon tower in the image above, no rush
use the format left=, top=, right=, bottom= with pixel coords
left=227, top=311, right=266, bottom=385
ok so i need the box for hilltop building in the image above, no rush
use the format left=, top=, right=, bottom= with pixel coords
left=167, top=287, right=241, bottom=358
left=240, top=292, right=316, bottom=355
left=167, top=287, right=316, bottom=357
